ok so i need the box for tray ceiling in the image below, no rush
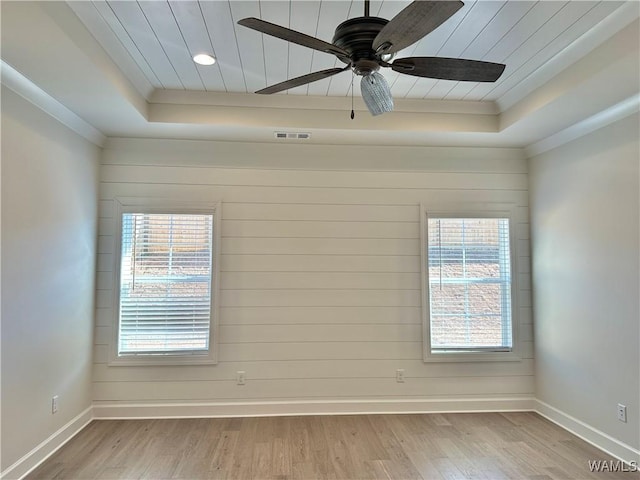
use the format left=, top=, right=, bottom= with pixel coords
left=69, top=1, right=624, bottom=102
left=2, top=1, right=637, bottom=149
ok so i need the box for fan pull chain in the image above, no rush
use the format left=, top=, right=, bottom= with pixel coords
left=350, top=71, right=355, bottom=120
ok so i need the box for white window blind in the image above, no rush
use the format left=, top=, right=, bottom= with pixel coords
left=118, top=213, right=214, bottom=356
left=427, top=217, right=512, bottom=352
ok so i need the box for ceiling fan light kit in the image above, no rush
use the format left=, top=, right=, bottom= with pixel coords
left=361, top=72, right=393, bottom=116
left=238, top=0, right=506, bottom=116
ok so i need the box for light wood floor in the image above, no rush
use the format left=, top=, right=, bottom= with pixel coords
left=27, top=412, right=638, bottom=480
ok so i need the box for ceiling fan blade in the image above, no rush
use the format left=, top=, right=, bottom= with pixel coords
left=391, top=57, right=506, bottom=82
left=256, top=67, right=349, bottom=95
left=373, top=1, right=463, bottom=55
left=238, top=18, right=348, bottom=58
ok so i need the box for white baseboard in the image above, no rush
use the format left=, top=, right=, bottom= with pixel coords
left=1, top=406, right=93, bottom=480
left=6, top=398, right=637, bottom=479
left=93, top=397, right=534, bottom=419
left=534, top=399, right=640, bottom=465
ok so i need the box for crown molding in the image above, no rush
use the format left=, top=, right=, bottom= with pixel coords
left=1, top=61, right=106, bottom=147
left=525, top=95, right=639, bottom=158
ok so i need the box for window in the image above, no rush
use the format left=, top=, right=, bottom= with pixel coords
left=421, top=207, right=518, bottom=361
left=112, top=201, right=221, bottom=365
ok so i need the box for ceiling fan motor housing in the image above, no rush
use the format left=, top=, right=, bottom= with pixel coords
left=332, top=17, right=389, bottom=76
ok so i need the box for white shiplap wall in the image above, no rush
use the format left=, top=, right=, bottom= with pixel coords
left=93, top=139, right=533, bottom=416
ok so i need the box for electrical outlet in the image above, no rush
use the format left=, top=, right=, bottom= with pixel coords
left=52, top=395, right=59, bottom=414
left=236, top=371, right=246, bottom=385
left=396, top=369, right=405, bottom=383
left=617, top=404, right=627, bottom=423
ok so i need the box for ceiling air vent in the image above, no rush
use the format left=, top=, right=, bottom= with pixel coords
left=274, top=132, right=311, bottom=140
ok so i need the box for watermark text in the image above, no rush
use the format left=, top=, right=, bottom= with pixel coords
left=588, top=460, right=638, bottom=473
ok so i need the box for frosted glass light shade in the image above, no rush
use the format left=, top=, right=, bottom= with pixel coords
left=360, top=72, right=394, bottom=116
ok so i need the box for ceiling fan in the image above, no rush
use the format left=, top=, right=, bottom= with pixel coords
left=237, top=0, right=506, bottom=116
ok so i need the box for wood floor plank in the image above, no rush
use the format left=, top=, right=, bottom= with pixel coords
left=25, top=413, right=639, bottom=480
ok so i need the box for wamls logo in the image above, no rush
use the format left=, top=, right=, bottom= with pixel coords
left=588, top=460, right=638, bottom=473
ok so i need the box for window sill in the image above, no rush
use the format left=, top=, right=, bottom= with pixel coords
left=107, top=353, right=217, bottom=367
left=423, top=350, right=521, bottom=363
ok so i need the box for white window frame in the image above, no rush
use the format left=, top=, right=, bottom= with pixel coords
left=420, top=203, right=521, bottom=363
left=109, top=198, right=222, bottom=366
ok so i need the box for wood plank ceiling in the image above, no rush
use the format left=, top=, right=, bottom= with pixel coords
left=70, top=1, right=624, bottom=101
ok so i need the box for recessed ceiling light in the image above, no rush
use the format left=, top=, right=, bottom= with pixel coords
left=193, top=54, right=216, bottom=66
